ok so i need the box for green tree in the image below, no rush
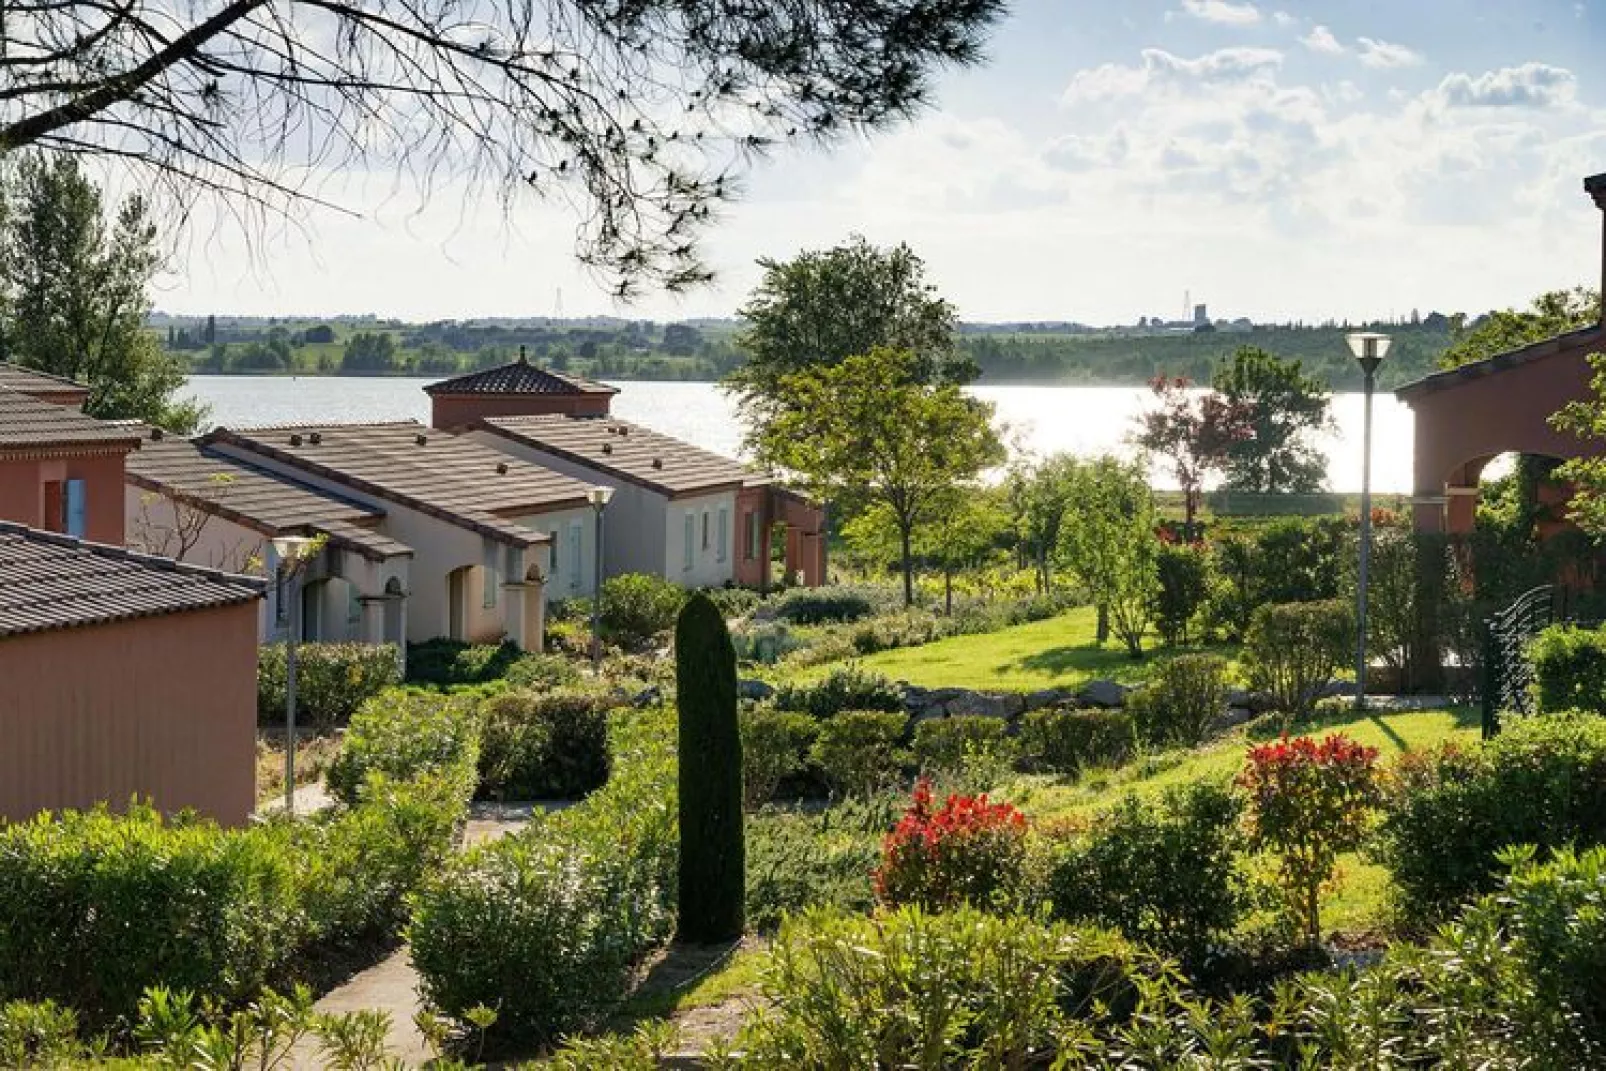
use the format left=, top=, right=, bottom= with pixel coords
left=1213, top=346, right=1332, bottom=493
left=760, top=346, right=1003, bottom=606
left=844, top=489, right=1008, bottom=614
left=340, top=332, right=398, bottom=373
left=1059, top=456, right=1159, bottom=658
left=1130, top=376, right=1249, bottom=533
left=727, top=236, right=973, bottom=467
left=1440, top=287, right=1599, bottom=370
left=0, top=154, right=202, bottom=431
left=1008, top=454, right=1080, bottom=594
left=1551, top=352, right=1606, bottom=537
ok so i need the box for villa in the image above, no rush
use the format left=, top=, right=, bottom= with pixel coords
left=0, top=382, right=140, bottom=542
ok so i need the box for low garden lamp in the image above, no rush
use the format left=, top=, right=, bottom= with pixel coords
left=270, top=534, right=314, bottom=815
left=587, top=485, right=615, bottom=671
left=1346, top=332, right=1391, bottom=710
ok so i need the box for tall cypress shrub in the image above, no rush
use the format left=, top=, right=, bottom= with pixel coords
left=675, top=593, right=745, bottom=942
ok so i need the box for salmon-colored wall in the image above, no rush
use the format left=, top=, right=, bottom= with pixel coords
left=0, top=452, right=128, bottom=544
left=0, top=602, right=259, bottom=825
left=734, top=486, right=771, bottom=589
left=430, top=392, right=612, bottom=431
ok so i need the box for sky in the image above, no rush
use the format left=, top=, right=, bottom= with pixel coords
left=159, top=0, right=1606, bottom=326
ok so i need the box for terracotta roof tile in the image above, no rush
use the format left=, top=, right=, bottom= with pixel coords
left=479, top=414, right=767, bottom=497
left=1395, top=324, right=1605, bottom=401
left=424, top=356, right=616, bottom=397
left=0, top=522, right=263, bottom=638
left=0, top=362, right=91, bottom=402
left=0, top=388, right=142, bottom=450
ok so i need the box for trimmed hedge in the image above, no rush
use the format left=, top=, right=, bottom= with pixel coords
left=767, top=584, right=891, bottom=625
left=257, top=642, right=400, bottom=729
left=911, top=715, right=1012, bottom=774
left=809, top=711, right=908, bottom=797
left=477, top=689, right=612, bottom=800
left=1018, top=708, right=1134, bottom=774
left=1530, top=624, right=1606, bottom=716
left=409, top=707, right=678, bottom=1044
left=324, top=689, right=480, bottom=807
left=404, top=639, right=523, bottom=686
left=773, top=664, right=904, bottom=719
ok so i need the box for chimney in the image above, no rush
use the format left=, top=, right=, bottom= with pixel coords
left=1588, top=171, right=1606, bottom=325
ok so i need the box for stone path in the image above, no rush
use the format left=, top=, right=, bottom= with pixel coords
left=255, top=779, right=334, bottom=818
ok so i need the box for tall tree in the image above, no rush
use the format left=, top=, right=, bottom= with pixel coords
left=844, top=488, right=1008, bottom=614
left=727, top=236, right=972, bottom=467
left=1213, top=346, right=1333, bottom=494
left=1440, top=287, right=1600, bottom=370
left=1130, top=375, right=1249, bottom=533
left=1058, top=455, right=1159, bottom=659
left=760, top=346, right=1002, bottom=606
left=0, top=2, right=1004, bottom=296
left=1008, top=453, right=1080, bottom=594
left=0, top=154, right=203, bottom=431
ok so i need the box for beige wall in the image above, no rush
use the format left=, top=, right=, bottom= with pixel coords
left=665, top=490, right=738, bottom=588
left=0, top=603, right=259, bottom=826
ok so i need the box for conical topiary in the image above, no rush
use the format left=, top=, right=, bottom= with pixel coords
left=675, top=592, right=745, bottom=942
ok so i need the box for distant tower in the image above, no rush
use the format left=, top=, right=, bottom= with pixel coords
left=1183, top=289, right=1190, bottom=323
left=1193, top=303, right=1209, bottom=326
left=554, top=286, right=564, bottom=321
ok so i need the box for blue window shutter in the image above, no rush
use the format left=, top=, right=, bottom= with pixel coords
left=64, top=480, right=86, bottom=538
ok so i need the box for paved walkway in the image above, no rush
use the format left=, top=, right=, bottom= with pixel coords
left=254, top=779, right=334, bottom=818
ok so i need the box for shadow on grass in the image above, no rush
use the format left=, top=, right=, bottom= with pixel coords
left=1013, top=640, right=1238, bottom=682
left=610, top=938, right=746, bottom=1026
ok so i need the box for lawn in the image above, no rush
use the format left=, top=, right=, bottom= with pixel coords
left=800, top=605, right=1239, bottom=691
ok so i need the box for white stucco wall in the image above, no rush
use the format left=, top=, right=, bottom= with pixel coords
left=666, top=490, right=738, bottom=588
left=511, top=504, right=599, bottom=600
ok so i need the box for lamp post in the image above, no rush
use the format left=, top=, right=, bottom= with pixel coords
left=270, top=535, right=313, bottom=815
left=1346, top=332, right=1392, bottom=711
left=587, top=485, right=614, bottom=671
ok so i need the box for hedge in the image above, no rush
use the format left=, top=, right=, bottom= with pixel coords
left=324, top=688, right=480, bottom=808
left=476, top=689, right=612, bottom=800
left=1018, top=709, right=1134, bottom=774
left=257, top=642, right=400, bottom=729
left=409, top=706, right=678, bottom=1044
left=1529, top=624, right=1606, bottom=716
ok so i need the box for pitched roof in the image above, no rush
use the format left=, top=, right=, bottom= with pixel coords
left=1394, top=324, right=1605, bottom=402
left=0, top=388, right=143, bottom=452
left=0, top=362, right=91, bottom=403
left=124, top=429, right=410, bottom=561
left=424, top=355, right=617, bottom=397
left=478, top=414, right=765, bottom=497
left=203, top=422, right=588, bottom=547
left=0, top=521, right=263, bottom=639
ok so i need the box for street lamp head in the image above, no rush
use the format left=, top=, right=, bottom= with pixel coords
left=587, top=485, right=615, bottom=510
left=270, top=535, right=314, bottom=563
left=1346, top=331, right=1392, bottom=362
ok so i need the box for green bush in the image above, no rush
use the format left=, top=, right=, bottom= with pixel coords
left=325, top=689, right=480, bottom=807
left=1153, top=543, right=1211, bottom=646
left=1018, top=708, right=1134, bottom=774
left=404, top=639, right=522, bottom=685
left=809, top=711, right=909, bottom=797
left=476, top=689, right=612, bottom=800
left=501, top=652, right=583, bottom=691
left=1375, top=712, right=1606, bottom=919
left=1126, top=653, right=1229, bottom=747
left=731, top=620, right=807, bottom=665
left=768, top=584, right=890, bottom=625
left=910, top=715, right=1013, bottom=774
left=257, top=642, right=400, bottom=729
left=702, top=585, right=763, bottom=618
left=1243, top=599, right=1353, bottom=722
left=1529, top=624, right=1606, bottom=715
left=409, top=709, right=678, bottom=1045
left=740, top=707, right=819, bottom=808
left=744, top=798, right=892, bottom=932
left=773, top=664, right=904, bottom=718
left=1047, top=782, right=1246, bottom=967
left=1207, top=518, right=1347, bottom=640
left=601, top=573, right=688, bottom=645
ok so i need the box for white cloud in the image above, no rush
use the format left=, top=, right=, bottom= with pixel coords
left=1063, top=47, right=1283, bottom=103
left=1272, top=11, right=1297, bottom=27
left=1356, top=37, right=1422, bottom=68
left=1434, top=63, right=1578, bottom=109
left=1300, top=25, right=1345, bottom=55
left=1176, top=0, right=1260, bottom=24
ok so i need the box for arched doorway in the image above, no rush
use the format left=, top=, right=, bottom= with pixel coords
left=383, top=576, right=405, bottom=646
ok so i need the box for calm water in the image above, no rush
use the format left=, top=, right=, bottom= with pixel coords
left=181, top=376, right=1418, bottom=494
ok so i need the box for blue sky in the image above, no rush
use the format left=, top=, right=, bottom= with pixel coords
left=163, top=0, right=1606, bottom=325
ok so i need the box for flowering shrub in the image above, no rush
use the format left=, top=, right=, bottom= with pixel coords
left=873, top=778, right=1028, bottom=910
left=1237, top=733, right=1380, bottom=945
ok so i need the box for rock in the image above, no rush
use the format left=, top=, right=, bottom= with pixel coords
left=1025, top=687, right=1076, bottom=711
left=1077, top=679, right=1129, bottom=708
left=1212, top=707, right=1255, bottom=732
left=1225, top=687, right=1252, bottom=708
left=1245, top=690, right=1276, bottom=714
left=632, top=685, right=662, bottom=708
left=1321, top=680, right=1358, bottom=698
left=738, top=678, right=774, bottom=701
left=947, top=691, right=1026, bottom=719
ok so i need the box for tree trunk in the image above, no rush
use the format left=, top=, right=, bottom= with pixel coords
left=1096, top=604, right=1109, bottom=644
left=944, top=569, right=953, bottom=615
left=900, top=525, right=915, bottom=607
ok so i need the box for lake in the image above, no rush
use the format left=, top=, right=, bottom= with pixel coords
left=181, top=376, right=1418, bottom=494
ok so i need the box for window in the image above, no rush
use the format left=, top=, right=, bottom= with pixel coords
left=746, top=511, right=761, bottom=561
left=41, top=480, right=63, bottom=533
left=683, top=512, right=695, bottom=571
left=482, top=541, right=498, bottom=609
left=716, top=506, right=728, bottom=563
left=64, top=479, right=86, bottom=538
left=569, top=520, right=582, bottom=589
left=548, top=527, right=560, bottom=583
left=701, top=511, right=710, bottom=551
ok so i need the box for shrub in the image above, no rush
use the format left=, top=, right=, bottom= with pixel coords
left=476, top=689, right=612, bottom=800
left=1153, top=543, right=1211, bottom=645
left=767, top=584, right=889, bottom=625
left=1126, top=653, right=1229, bottom=747
left=745, top=798, right=890, bottom=932
left=601, top=573, right=688, bottom=645
left=1238, top=732, right=1381, bottom=945
left=702, top=585, right=762, bottom=618
left=325, top=689, right=479, bottom=807
left=1018, top=708, right=1134, bottom=774
left=1529, top=624, right=1606, bottom=715
left=730, top=621, right=806, bottom=665
left=1243, top=599, right=1353, bottom=723
left=501, top=652, right=583, bottom=691
left=809, top=710, right=908, bottom=797
left=773, top=664, right=904, bottom=718
left=1374, top=712, right=1606, bottom=918
left=739, top=707, right=819, bottom=808
left=1046, top=782, right=1246, bottom=966
left=404, top=639, right=521, bottom=686
left=874, top=779, right=1028, bottom=910
left=409, top=709, right=678, bottom=1044
left=257, top=642, right=400, bottom=729
left=675, top=593, right=745, bottom=943
left=910, top=715, right=1012, bottom=774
